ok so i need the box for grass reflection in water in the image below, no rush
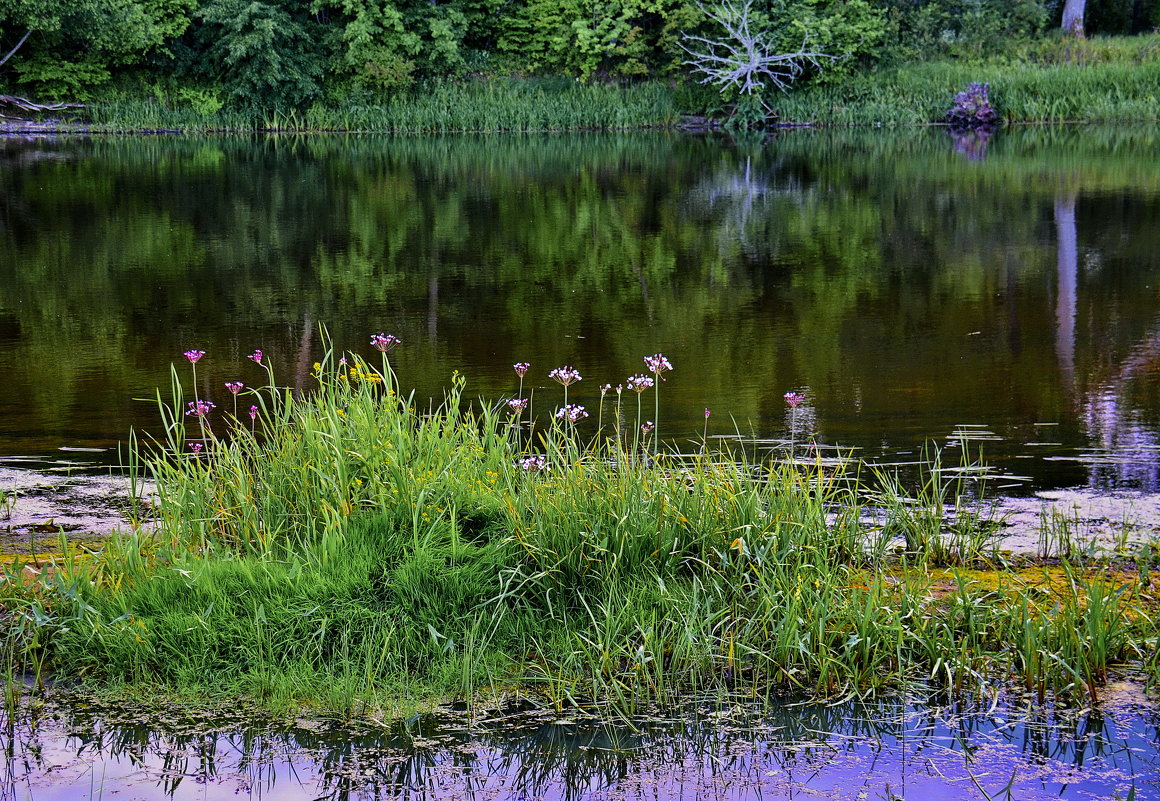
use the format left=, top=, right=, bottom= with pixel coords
left=3, top=691, right=1157, bottom=800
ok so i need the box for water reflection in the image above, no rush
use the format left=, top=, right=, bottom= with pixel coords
left=948, top=126, right=995, bottom=161
left=2, top=693, right=1157, bottom=800
left=1, top=128, right=1159, bottom=492
left=1055, top=190, right=1078, bottom=389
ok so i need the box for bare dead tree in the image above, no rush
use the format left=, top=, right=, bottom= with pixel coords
left=681, top=0, right=837, bottom=96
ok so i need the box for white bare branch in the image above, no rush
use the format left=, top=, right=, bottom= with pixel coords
left=0, top=95, right=84, bottom=114
left=682, top=0, right=837, bottom=95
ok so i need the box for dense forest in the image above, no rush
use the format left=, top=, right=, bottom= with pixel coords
left=1, top=0, right=1157, bottom=111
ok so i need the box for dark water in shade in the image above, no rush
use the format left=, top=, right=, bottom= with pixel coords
left=3, top=692, right=1158, bottom=800
left=2, top=127, right=1159, bottom=493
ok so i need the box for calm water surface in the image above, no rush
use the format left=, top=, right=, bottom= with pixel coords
left=2, top=127, right=1159, bottom=492
left=3, top=693, right=1158, bottom=800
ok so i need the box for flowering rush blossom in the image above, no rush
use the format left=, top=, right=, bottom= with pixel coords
left=549, top=366, right=582, bottom=386
left=371, top=333, right=401, bottom=353
left=190, top=442, right=203, bottom=454
left=247, top=350, right=263, bottom=365
left=705, top=408, right=712, bottom=418
left=225, top=381, right=244, bottom=395
left=513, top=362, right=530, bottom=378
left=644, top=353, right=673, bottom=379
left=186, top=399, right=216, bottom=417
left=249, top=405, right=259, bottom=421
left=520, top=455, right=548, bottom=472
left=600, top=384, right=612, bottom=396
left=626, top=374, right=654, bottom=393
left=184, top=349, right=205, bottom=364
left=784, top=392, right=805, bottom=408
left=641, top=421, right=656, bottom=434
left=508, top=397, right=529, bottom=414
left=556, top=404, right=588, bottom=423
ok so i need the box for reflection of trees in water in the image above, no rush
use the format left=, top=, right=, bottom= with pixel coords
left=2, top=694, right=1156, bottom=801
left=1051, top=181, right=1160, bottom=490
left=684, top=150, right=807, bottom=259
left=1079, top=316, right=1160, bottom=490
left=2, top=133, right=1160, bottom=490
left=0, top=142, right=73, bottom=241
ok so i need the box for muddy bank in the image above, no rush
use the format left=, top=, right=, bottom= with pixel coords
left=993, top=488, right=1160, bottom=556
left=0, top=464, right=153, bottom=558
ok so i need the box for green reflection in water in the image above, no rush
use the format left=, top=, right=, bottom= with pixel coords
left=1, top=127, right=1158, bottom=491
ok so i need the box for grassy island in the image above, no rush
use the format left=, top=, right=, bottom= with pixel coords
left=4, top=338, right=1158, bottom=717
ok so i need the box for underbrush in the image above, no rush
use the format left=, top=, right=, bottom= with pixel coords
left=2, top=335, right=1157, bottom=716
left=1013, top=32, right=1160, bottom=67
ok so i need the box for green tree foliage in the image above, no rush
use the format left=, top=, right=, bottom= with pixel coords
left=496, top=0, right=701, bottom=78
left=186, top=0, right=326, bottom=108
left=1, top=0, right=1155, bottom=106
left=320, top=0, right=479, bottom=91
left=0, top=0, right=193, bottom=96
left=760, top=0, right=886, bottom=81
left=877, top=0, right=1051, bottom=60
left=494, top=0, right=884, bottom=80
left=325, top=0, right=420, bottom=91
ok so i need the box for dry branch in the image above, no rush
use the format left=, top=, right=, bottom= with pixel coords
left=682, top=0, right=837, bottom=94
left=0, top=95, right=84, bottom=119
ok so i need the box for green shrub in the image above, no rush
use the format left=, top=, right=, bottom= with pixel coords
left=189, top=0, right=327, bottom=109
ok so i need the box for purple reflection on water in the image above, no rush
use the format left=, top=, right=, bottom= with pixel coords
left=3, top=694, right=1157, bottom=801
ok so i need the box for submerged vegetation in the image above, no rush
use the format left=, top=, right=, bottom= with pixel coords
left=3, top=334, right=1158, bottom=716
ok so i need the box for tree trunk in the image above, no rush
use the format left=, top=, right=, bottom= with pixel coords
left=1061, top=0, right=1086, bottom=37
left=0, top=30, right=32, bottom=69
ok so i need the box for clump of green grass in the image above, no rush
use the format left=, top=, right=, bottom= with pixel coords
left=870, top=445, right=1006, bottom=567
left=5, top=333, right=1157, bottom=716
left=81, top=79, right=680, bottom=134
left=775, top=58, right=1160, bottom=125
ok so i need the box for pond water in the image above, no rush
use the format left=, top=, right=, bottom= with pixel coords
left=1, top=127, right=1159, bottom=493
left=3, top=691, right=1158, bottom=800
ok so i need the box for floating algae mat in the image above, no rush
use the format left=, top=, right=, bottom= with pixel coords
left=3, top=691, right=1158, bottom=800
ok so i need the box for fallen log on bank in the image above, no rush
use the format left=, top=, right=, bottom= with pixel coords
left=0, top=94, right=84, bottom=119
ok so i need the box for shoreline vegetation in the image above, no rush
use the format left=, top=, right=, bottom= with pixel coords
left=3, top=337, right=1158, bottom=718
left=0, top=34, right=1156, bottom=133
